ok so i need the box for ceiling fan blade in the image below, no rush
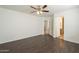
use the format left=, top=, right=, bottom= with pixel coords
left=42, top=10, right=49, bottom=12
left=42, top=5, right=47, bottom=9
left=30, top=6, right=37, bottom=10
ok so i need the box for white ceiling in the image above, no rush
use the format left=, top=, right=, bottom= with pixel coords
left=0, top=5, right=78, bottom=17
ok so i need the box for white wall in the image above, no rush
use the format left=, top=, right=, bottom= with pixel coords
left=53, top=7, right=79, bottom=43
left=0, top=7, right=51, bottom=44
left=49, top=15, right=54, bottom=36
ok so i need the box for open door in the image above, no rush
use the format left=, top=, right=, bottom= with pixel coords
left=59, top=16, right=64, bottom=40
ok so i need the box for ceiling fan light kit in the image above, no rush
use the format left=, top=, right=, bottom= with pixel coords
left=30, top=5, right=49, bottom=15
left=37, top=11, right=43, bottom=15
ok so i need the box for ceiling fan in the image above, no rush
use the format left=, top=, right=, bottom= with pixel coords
left=30, top=5, right=49, bottom=14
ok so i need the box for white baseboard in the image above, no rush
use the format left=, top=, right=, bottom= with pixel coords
left=64, top=39, right=79, bottom=44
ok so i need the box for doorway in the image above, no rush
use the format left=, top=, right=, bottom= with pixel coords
left=44, top=20, right=50, bottom=35
left=59, top=16, right=64, bottom=40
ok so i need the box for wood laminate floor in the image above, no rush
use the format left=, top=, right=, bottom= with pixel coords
left=0, top=35, right=79, bottom=53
